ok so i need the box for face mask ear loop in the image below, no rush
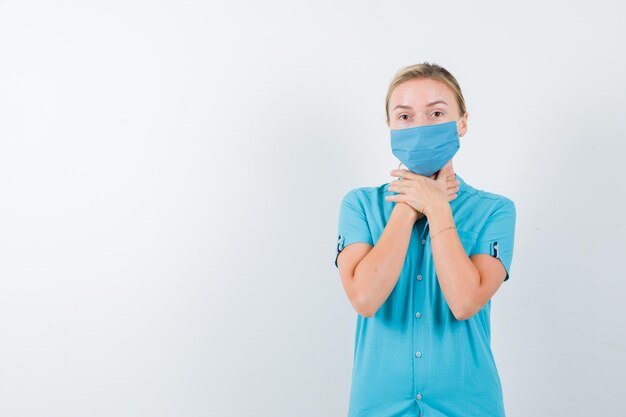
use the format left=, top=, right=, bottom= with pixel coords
left=457, top=118, right=465, bottom=137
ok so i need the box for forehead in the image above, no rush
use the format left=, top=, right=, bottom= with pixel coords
left=389, top=78, right=456, bottom=109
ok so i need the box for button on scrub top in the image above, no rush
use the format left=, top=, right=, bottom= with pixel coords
left=334, top=173, right=516, bottom=417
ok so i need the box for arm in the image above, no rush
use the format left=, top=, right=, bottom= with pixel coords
left=425, top=203, right=508, bottom=320
left=337, top=203, right=419, bottom=318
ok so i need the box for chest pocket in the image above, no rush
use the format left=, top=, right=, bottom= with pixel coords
left=456, top=229, right=478, bottom=256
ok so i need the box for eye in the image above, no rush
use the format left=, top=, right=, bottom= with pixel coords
left=399, top=114, right=410, bottom=121
left=432, top=111, right=444, bottom=117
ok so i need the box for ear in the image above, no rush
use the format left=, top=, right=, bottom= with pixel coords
left=459, top=111, right=468, bottom=137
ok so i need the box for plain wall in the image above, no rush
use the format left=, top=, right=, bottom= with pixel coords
left=1, top=0, right=624, bottom=416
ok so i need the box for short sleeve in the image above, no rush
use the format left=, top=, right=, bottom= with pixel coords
left=469, top=199, right=516, bottom=282
left=334, top=189, right=374, bottom=268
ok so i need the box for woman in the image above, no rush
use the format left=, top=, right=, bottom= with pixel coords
left=334, top=62, right=516, bottom=417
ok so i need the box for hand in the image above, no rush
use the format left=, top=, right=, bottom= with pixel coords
left=385, top=160, right=459, bottom=217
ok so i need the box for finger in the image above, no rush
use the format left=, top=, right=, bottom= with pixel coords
left=438, top=161, right=454, bottom=178
left=447, top=179, right=460, bottom=189
left=388, top=183, right=411, bottom=193
left=385, top=194, right=406, bottom=202
left=390, top=169, right=420, bottom=180
left=437, top=165, right=455, bottom=184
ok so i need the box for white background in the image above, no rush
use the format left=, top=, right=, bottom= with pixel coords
left=1, top=1, right=625, bottom=416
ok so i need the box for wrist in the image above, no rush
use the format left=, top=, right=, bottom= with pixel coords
left=424, top=201, right=451, bottom=219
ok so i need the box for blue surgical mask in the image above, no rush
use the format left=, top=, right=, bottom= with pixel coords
left=390, top=119, right=463, bottom=177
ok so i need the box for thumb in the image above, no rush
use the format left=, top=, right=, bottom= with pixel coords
left=436, top=160, right=454, bottom=183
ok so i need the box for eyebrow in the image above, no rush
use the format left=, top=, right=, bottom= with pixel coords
left=426, top=100, right=448, bottom=107
left=392, top=100, right=448, bottom=111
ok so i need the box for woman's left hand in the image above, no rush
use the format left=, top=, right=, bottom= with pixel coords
left=386, top=160, right=457, bottom=217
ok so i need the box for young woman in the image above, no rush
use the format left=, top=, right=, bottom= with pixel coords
left=334, top=62, right=516, bottom=417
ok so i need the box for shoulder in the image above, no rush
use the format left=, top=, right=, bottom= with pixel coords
left=341, top=182, right=390, bottom=206
left=462, top=180, right=515, bottom=212
left=457, top=180, right=516, bottom=232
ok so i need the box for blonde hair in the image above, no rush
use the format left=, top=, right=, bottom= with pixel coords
left=385, top=62, right=467, bottom=123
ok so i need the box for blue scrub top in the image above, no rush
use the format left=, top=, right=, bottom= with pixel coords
left=334, top=173, right=516, bottom=417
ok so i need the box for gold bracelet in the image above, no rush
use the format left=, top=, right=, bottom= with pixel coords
left=430, top=225, right=456, bottom=241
